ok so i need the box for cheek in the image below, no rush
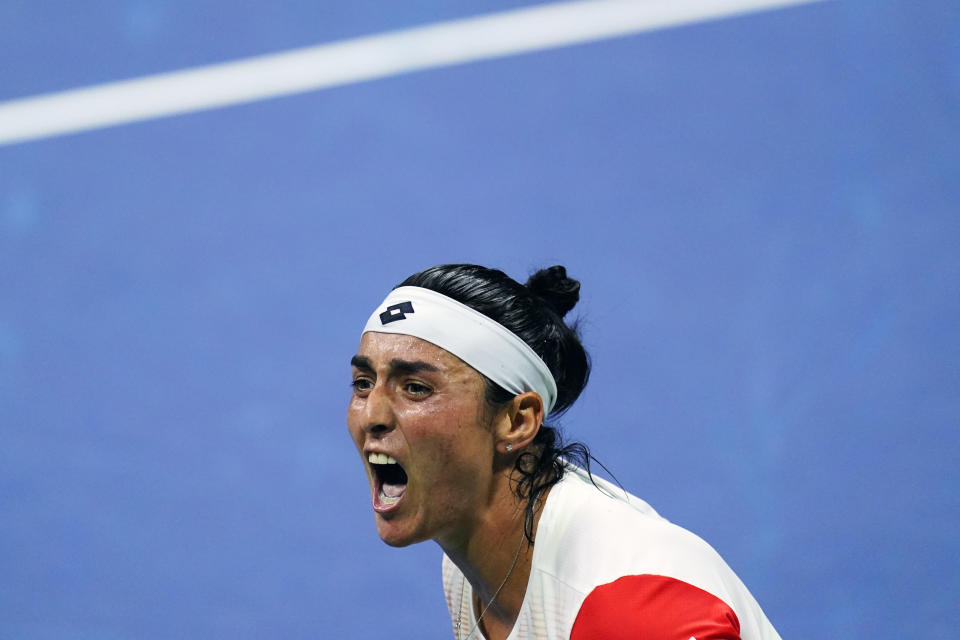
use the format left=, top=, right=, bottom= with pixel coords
left=345, top=401, right=365, bottom=446
left=404, top=403, right=492, bottom=466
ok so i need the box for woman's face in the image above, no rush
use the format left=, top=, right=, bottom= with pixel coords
left=346, top=331, right=499, bottom=548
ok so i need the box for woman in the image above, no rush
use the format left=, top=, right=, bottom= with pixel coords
left=347, top=264, right=781, bottom=640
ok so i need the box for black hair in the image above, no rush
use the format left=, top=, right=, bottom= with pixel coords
left=397, top=264, right=593, bottom=542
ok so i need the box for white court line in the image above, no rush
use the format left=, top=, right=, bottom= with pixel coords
left=0, top=0, right=823, bottom=146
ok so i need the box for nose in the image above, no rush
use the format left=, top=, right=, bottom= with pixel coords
left=358, top=383, right=395, bottom=438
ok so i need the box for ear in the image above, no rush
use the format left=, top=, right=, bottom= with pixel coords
left=495, top=391, right=544, bottom=454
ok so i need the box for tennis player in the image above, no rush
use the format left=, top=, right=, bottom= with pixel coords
left=347, top=264, right=781, bottom=640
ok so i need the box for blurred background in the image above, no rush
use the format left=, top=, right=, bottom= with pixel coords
left=1, top=0, right=957, bottom=638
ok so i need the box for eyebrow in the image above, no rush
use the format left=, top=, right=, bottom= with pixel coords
left=389, top=358, right=440, bottom=376
left=350, top=355, right=374, bottom=371
left=350, top=355, right=440, bottom=376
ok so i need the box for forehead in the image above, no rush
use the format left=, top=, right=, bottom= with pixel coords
left=354, top=331, right=474, bottom=375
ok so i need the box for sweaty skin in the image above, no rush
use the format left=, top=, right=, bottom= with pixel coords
left=347, top=332, right=545, bottom=640
left=347, top=332, right=501, bottom=548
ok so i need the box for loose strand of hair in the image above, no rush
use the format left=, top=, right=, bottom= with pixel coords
left=514, top=427, right=621, bottom=543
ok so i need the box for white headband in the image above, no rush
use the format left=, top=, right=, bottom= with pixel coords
left=362, top=286, right=558, bottom=414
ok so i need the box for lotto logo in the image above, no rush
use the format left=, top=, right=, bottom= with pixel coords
left=379, top=301, right=414, bottom=324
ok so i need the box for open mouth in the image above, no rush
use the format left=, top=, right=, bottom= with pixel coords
left=368, top=452, right=408, bottom=510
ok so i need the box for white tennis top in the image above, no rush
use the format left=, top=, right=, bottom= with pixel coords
left=442, top=466, right=781, bottom=640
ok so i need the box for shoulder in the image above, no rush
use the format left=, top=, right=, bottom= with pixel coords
left=534, top=467, right=781, bottom=640
left=537, top=468, right=727, bottom=591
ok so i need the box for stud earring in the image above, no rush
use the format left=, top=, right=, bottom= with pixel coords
left=505, top=443, right=513, bottom=452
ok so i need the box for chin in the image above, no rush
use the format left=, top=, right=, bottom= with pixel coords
left=376, top=520, right=428, bottom=548
left=381, top=536, right=416, bottom=548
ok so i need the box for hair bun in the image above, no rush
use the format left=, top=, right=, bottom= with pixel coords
left=525, top=265, right=580, bottom=318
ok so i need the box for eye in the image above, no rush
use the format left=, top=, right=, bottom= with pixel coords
left=351, top=377, right=374, bottom=394
left=404, top=381, right=432, bottom=397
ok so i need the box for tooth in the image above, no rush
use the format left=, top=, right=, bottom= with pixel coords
left=379, top=490, right=400, bottom=505
left=367, top=452, right=397, bottom=465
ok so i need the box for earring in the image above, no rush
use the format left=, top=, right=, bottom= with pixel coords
left=505, top=443, right=513, bottom=452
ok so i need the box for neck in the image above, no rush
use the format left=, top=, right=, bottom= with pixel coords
left=437, top=470, right=549, bottom=637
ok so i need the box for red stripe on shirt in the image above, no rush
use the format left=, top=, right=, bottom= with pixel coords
left=570, top=574, right=741, bottom=640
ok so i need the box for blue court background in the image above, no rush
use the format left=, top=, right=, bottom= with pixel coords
left=1, top=1, right=958, bottom=638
